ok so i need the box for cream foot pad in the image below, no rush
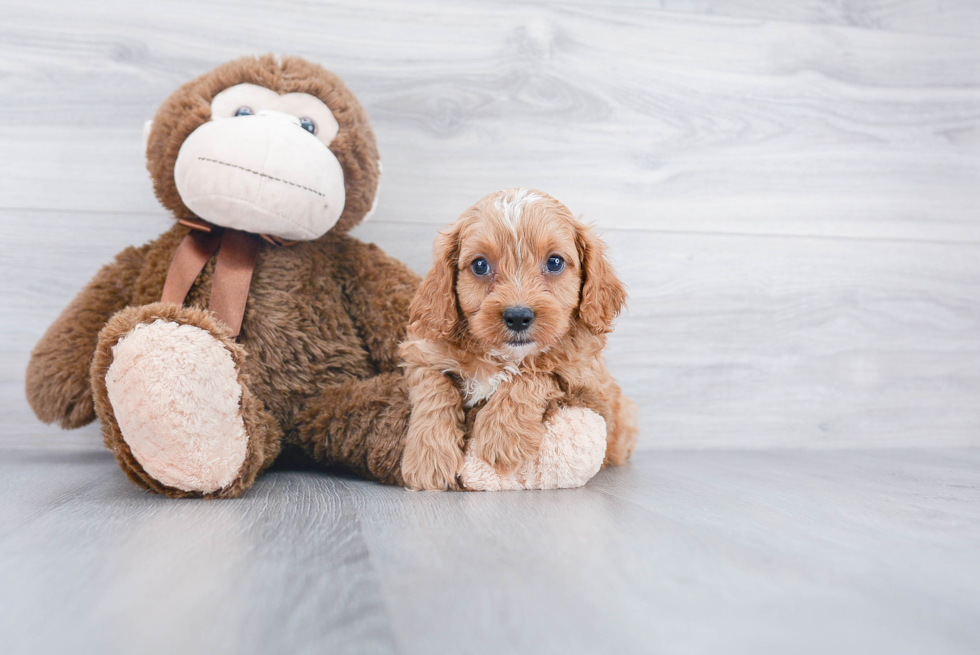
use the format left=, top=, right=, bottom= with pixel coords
left=460, top=406, right=607, bottom=491
left=105, top=319, right=248, bottom=493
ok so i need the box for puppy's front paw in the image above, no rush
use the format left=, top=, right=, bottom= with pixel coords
left=401, top=439, right=464, bottom=491
left=469, top=413, right=544, bottom=475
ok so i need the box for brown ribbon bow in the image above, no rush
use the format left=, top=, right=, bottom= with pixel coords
left=160, top=218, right=269, bottom=338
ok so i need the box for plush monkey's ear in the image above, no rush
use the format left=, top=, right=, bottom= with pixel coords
left=361, top=160, right=383, bottom=223
left=576, top=222, right=627, bottom=335
left=142, top=120, right=153, bottom=152
left=409, top=223, right=463, bottom=342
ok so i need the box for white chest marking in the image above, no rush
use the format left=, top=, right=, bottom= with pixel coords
left=462, top=365, right=519, bottom=407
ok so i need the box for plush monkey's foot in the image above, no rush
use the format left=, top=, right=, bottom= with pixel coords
left=92, top=303, right=280, bottom=498
left=459, top=406, right=606, bottom=491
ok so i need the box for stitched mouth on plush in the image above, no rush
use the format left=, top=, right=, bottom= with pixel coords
left=172, top=107, right=346, bottom=241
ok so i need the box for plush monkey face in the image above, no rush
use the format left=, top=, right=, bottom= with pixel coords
left=173, top=84, right=347, bottom=240
left=145, top=55, right=380, bottom=239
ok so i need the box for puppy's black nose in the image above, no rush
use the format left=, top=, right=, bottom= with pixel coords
left=502, top=306, right=535, bottom=332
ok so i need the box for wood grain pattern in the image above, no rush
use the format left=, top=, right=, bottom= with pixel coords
left=0, top=1, right=977, bottom=240
left=0, top=455, right=399, bottom=654
left=615, top=0, right=980, bottom=39
left=1, top=448, right=977, bottom=654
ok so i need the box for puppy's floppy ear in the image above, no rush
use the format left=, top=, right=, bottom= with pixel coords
left=575, top=222, right=627, bottom=334
left=410, top=223, right=463, bottom=341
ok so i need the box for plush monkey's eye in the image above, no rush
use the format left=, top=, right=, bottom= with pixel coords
left=299, top=117, right=317, bottom=135
left=546, top=255, right=566, bottom=273
left=234, top=106, right=254, bottom=117
left=471, top=258, right=491, bottom=277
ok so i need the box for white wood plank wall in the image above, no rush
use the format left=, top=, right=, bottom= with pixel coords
left=1, top=0, right=978, bottom=449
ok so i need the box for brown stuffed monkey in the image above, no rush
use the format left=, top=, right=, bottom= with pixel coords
left=25, top=55, right=420, bottom=498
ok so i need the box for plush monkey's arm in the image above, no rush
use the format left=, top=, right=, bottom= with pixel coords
left=340, top=241, right=421, bottom=373
left=26, top=244, right=148, bottom=428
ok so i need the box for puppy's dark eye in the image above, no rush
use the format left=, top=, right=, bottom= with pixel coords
left=546, top=255, right=565, bottom=273
left=471, top=257, right=490, bottom=277
left=299, top=117, right=317, bottom=135
left=234, top=106, right=254, bottom=117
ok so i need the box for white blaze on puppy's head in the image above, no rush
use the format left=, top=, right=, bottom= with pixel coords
left=492, top=188, right=541, bottom=234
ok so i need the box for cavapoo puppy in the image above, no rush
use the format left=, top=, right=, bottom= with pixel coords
left=399, top=188, right=638, bottom=491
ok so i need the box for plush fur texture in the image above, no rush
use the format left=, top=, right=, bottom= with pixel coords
left=26, top=56, right=417, bottom=498
left=25, top=245, right=150, bottom=429
left=400, top=189, right=639, bottom=491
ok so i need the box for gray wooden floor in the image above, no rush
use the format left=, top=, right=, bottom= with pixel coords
left=1, top=446, right=978, bottom=654
left=2, top=1, right=979, bottom=653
